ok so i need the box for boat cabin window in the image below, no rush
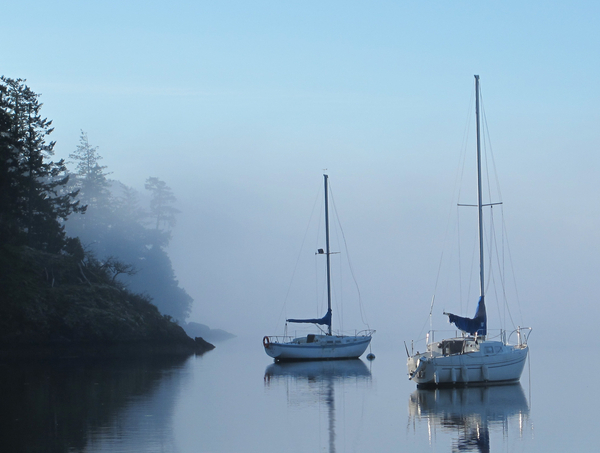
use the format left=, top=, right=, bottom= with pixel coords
left=484, top=346, right=494, bottom=354
left=441, top=339, right=465, bottom=356
left=307, top=334, right=316, bottom=343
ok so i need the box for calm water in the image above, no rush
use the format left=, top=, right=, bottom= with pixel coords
left=0, top=336, right=596, bottom=452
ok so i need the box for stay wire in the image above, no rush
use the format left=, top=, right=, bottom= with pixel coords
left=328, top=182, right=371, bottom=330
left=417, top=85, right=475, bottom=342
left=481, top=90, right=521, bottom=329
left=273, top=183, right=322, bottom=334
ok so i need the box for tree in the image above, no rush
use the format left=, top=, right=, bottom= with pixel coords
left=144, top=177, right=180, bottom=231
left=0, top=85, right=22, bottom=245
left=65, top=131, right=113, bottom=245
left=68, top=130, right=111, bottom=213
left=100, top=256, right=137, bottom=283
left=111, top=182, right=148, bottom=232
left=0, top=76, right=84, bottom=252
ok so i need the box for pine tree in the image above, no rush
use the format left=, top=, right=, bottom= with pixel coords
left=0, top=76, right=84, bottom=252
left=113, top=182, right=146, bottom=226
left=68, top=130, right=111, bottom=210
left=0, top=84, right=23, bottom=245
left=66, top=131, right=111, bottom=238
left=144, top=177, right=180, bottom=231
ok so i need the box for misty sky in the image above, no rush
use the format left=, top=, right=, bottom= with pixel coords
left=4, top=1, right=600, bottom=345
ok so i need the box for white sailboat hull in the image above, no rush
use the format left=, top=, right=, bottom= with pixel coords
left=407, top=340, right=528, bottom=388
left=264, top=334, right=372, bottom=361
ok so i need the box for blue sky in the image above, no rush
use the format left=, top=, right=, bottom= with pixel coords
left=3, top=1, right=600, bottom=342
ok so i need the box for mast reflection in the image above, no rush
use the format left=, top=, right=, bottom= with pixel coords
left=264, top=359, right=371, bottom=453
left=408, top=384, right=531, bottom=452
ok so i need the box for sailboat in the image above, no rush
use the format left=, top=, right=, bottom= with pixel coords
left=263, top=174, right=374, bottom=361
left=407, top=76, right=531, bottom=387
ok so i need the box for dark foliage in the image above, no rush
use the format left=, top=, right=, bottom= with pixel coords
left=0, top=244, right=207, bottom=352
left=0, top=77, right=84, bottom=253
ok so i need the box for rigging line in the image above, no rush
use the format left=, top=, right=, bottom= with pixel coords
left=455, top=208, right=472, bottom=313
left=329, top=246, right=344, bottom=333
left=454, top=91, right=475, bottom=315
left=420, top=195, right=459, bottom=341
left=500, top=206, right=507, bottom=328
left=274, top=183, right=322, bottom=333
left=489, top=207, right=505, bottom=327
left=480, top=95, right=505, bottom=204
left=328, top=182, right=370, bottom=329
left=493, top=189, right=524, bottom=326
left=430, top=89, right=474, bottom=310
left=480, top=84, right=506, bottom=298
left=480, top=87, right=510, bottom=326
left=416, top=312, right=433, bottom=346
left=501, top=212, right=521, bottom=327
left=457, top=209, right=480, bottom=314
left=453, top=203, right=477, bottom=316
left=496, top=207, right=517, bottom=328
left=487, top=207, right=504, bottom=327
left=456, top=82, right=476, bottom=204
left=466, top=222, right=478, bottom=313
left=329, top=202, right=345, bottom=333
left=480, top=98, right=502, bottom=273
left=315, top=246, right=322, bottom=316
left=316, top=187, right=325, bottom=316
left=457, top=205, right=463, bottom=313
left=453, top=85, right=477, bottom=313
left=481, top=93, right=521, bottom=327
left=420, top=84, right=475, bottom=339
left=487, top=206, right=517, bottom=330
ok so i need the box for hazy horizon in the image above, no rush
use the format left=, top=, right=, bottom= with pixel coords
left=4, top=1, right=600, bottom=345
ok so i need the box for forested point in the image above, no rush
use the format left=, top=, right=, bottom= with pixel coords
left=0, top=76, right=215, bottom=358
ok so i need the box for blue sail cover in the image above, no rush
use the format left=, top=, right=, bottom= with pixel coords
left=287, top=309, right=332, bottom=327
left=446, top=296, right=487, bottom=336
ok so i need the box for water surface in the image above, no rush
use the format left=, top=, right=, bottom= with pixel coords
left=1, top=337, right=596, bottom=452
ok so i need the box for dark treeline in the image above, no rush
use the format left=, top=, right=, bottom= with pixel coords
left=0, top=76, right=192, bottom=326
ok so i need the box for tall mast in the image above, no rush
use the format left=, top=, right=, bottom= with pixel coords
left=475, top=75, right=484, bottom=299
left=324, top=174, right=332, bottom=336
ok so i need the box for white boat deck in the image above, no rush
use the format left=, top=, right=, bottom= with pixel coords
left=407, top=328, right=531, bottom=388
left=264, top=331, right=374, bottom=361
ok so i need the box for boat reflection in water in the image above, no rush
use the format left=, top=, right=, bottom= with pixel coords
left=264, top=359, right=371, bottom=453
left=408, top=384, right=531, bottom=452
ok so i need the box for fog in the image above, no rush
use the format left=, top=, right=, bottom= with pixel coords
left=4, top=1, right=600, bottom=345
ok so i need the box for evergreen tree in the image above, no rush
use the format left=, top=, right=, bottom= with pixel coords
left=145, top=177, right=180, bottom=232
left=115, top=183, right=145, bottom=224
left=0, top=76, right=84, bottom=252
left=0, top=85, right=23, bottom=245
left=68, top=130, right=111, bottom=212
left=65, top=131, right=112, bottom=242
